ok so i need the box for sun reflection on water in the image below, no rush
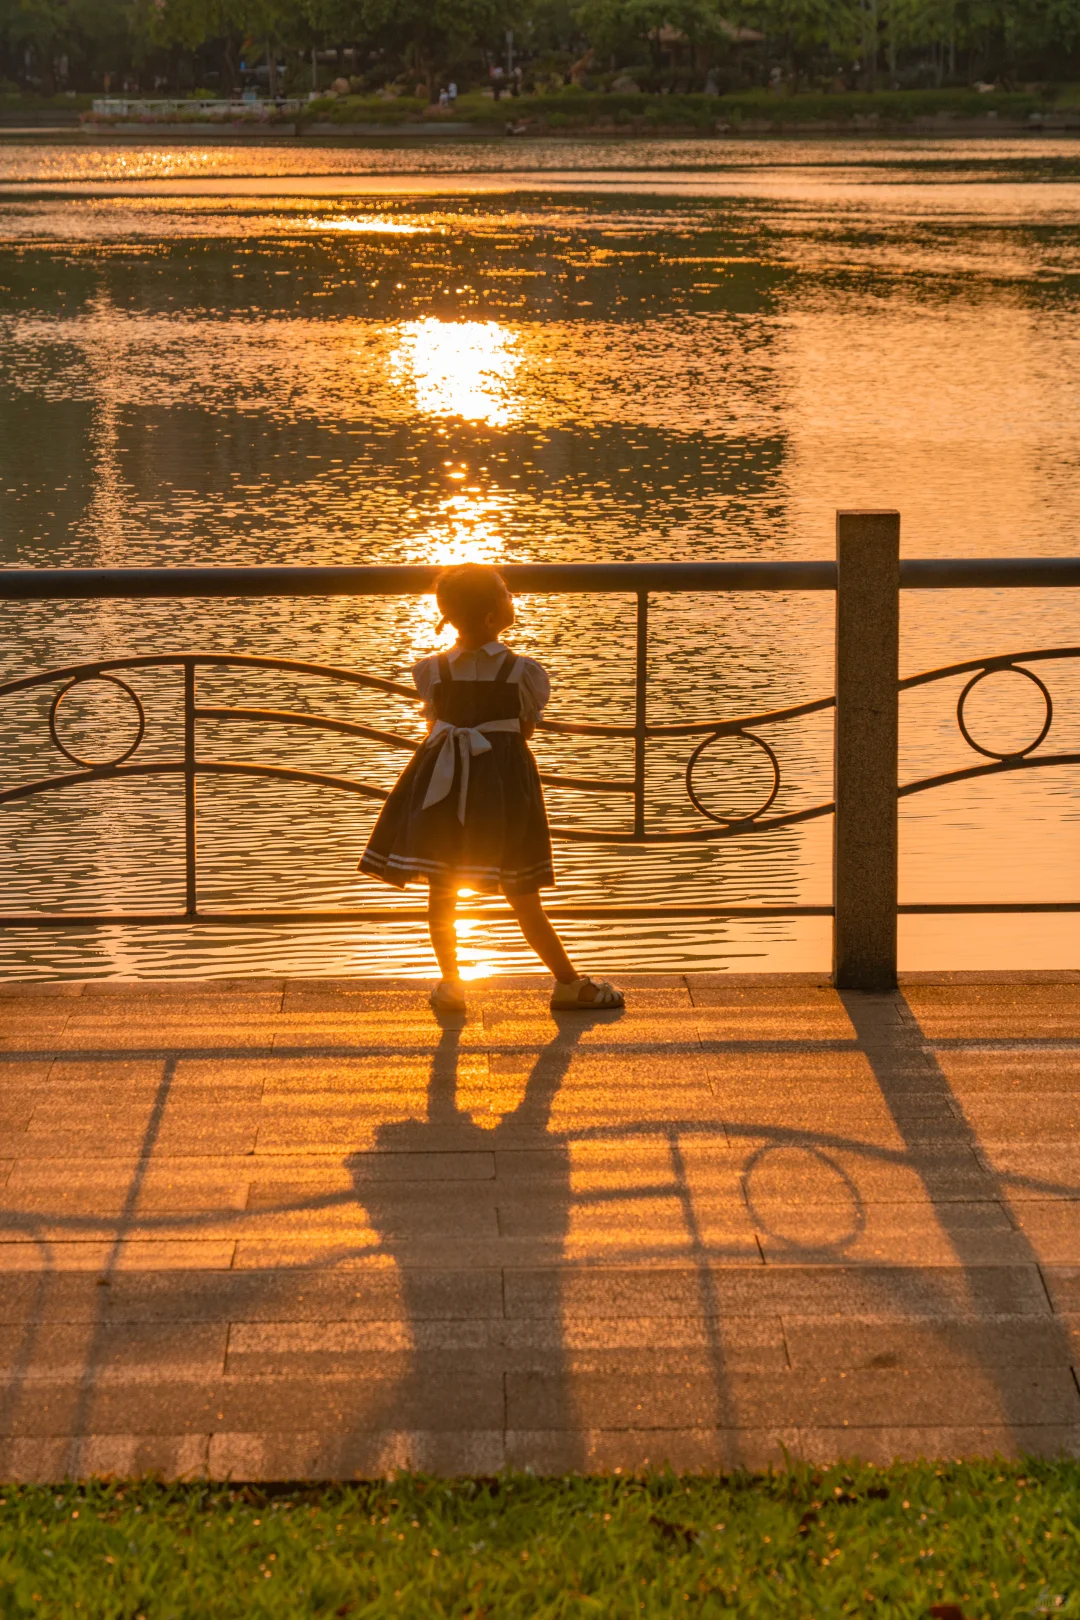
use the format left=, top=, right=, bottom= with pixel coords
left=307, top=216, right=423, bottom=234
left=390, top=317, right=520, bottom=426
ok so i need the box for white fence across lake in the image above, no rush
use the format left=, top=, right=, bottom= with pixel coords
left=90, top=98, right=304, bottom=119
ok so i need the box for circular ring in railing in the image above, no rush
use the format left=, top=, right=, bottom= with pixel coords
left=956, top=663, right=1052, bottom=761
left=685, top=727, right=780, bottom=826
left=49, top=674, right=146, bottom=769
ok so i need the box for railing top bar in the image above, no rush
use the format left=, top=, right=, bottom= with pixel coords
left=0, top=563, right=836, bottom=599
left=901, top=558, right=1080, bottom=588
left=0, top=558, right=1075, bottom=601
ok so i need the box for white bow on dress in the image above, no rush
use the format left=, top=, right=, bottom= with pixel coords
left=421, top=718, right=521, bottom=823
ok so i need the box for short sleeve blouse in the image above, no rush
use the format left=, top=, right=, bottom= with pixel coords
left=411, top=641, right=551, bottom=725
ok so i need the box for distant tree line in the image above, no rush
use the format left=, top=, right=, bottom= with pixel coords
left=2, top=0, right=1079, bottom=99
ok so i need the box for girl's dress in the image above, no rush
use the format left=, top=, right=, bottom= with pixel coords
left=359, top=640, right=555, bottom=895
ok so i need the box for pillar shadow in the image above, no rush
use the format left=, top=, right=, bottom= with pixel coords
left=837, top=988, right=1080, bottom=1449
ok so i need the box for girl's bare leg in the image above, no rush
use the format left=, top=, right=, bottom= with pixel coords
left=504, top=889, right=578, bottom=984
left=427, top=883, right=460, bottom=981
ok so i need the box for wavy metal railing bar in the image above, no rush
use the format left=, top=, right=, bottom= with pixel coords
left=0, top=651, right=838, bottom=843
left=1, top=547, right=1078, bottom=956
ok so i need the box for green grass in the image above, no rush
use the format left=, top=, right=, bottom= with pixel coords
left=454, top=84, right=1066, bottom=132
left=298, top=95, right=432, bottom=126
left=0, top=1460, right=1078, bottom=1616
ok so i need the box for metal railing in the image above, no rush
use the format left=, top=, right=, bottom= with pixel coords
left=1, top=513, right=1078, bottom=989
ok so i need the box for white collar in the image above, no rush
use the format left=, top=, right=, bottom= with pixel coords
left=448, top=640, right=504, bottom=660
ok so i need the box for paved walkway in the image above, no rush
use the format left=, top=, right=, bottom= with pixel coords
left=1, top=971, right=1079, bottom=1480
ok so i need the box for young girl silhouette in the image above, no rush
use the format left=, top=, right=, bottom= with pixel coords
left=360, top=563, right=625, bottom=1015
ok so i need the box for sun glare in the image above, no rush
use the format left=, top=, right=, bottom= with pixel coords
left=390, top=317, right=520, bottom=426
left=309, top=216, right=422, bottom=234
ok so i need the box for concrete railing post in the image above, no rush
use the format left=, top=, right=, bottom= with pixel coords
left=833, top=509, right=900, bottom=991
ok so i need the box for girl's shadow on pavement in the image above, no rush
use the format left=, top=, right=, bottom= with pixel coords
left=344, top=1006, right=621, bottom=1472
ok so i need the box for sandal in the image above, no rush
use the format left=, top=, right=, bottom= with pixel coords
left=550, top=976, right=625, bottom=1012
left=430, top=978, right=467, bottom=1015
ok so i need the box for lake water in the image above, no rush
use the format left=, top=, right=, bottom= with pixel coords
left=0, top=133, right=1078, bottom=979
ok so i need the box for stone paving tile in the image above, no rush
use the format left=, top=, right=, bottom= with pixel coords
left=905, top=984, right=1080, bottom=1012
left=757, top=1201, right=1031, bottom=1267
left=58, top=994, right=284, bottom=1020
left=692, top=1007, right=866, bottom=1041
left=907, top=1012, right=1080, bottom=1040
left=775, top=1425, right=1080, bottom=1466
left=247, top=1152, right=495, bottom=1209
left=17, top=1110, right=262, bottom=1158
left=480, top=1013, right=705, bottom=1050
left=496, top=1136, right=739, bottom=1191
left=52, top=1024, right=280, bottom=1053
left=899, top=973, right=1080, bottom=985
left=0, top=1131, right=38, bottom=1157
left=951, top=1099, right=1080, bottom=1142
left=506, top=1365, right=1080, bottom=1430
left=1036, top=1268, right=1080, bottom=1313
left=222, top=1315, right=788, bottom=1375
left=0, top=1435, right=210, bottom=1482
left=269, top=1013, right=490, bottom=1051
left=25, top=1062, right=168, bottom=1099
left=730, top=1141, right=995, bottom=1204
left=0, top=1062, right=63, bottom=1088
left=0, top=1322, right=229, bottom=1379
left=253, top=1108, right=495, bottom=1155
left=781, top=1314, right=1078, bottom=1371
left=237, top=1188, right=502, bottom=1241
left=1008, top=1203, right=1080, bottom=1264
left=937, top=1051, right=1080, bottom=1095
left=977, top=1145, right=1080, bottom=1199
left=169, top=1058, right=273, bottom=1090
left=0, top=1241, right=236, bottom=1271
left=0, top=983, right=87, bottom=1000
left=689, top=985, right=869, bottom=1015
left=224, top=1345, right=770, bottom=1382
left=0, top=1026, right=69, bottom=1053
left=282, top=981, right=437, bottom=1012
left=703, top=1053, right=935, bottom=1095
left=0, top=1267, right=503, bottom=1323
left=231, top=1233, right=766, bottom=1269
left=4, top=1160, right=252, bottom=1214
left=78, top=979, right=286, bottom=998
left=209, top=1429, right=504, bottom=1479
left=499, top=1191, right=757, bottom=1252
left=0, top=1375, right=504, bottom=1436
left=482, top=986, right=692, bottom=1015
left=258, top=1054, right=490, bottom=1095
left=504, top=1427, right=799, bottom=1473
left=716, top=1102, right=959, bottom=1141
left=506, top=1264, right=1052, bottom=1319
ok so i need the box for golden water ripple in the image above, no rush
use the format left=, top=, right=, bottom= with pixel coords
left=0, top=143, right=1077, bottom=976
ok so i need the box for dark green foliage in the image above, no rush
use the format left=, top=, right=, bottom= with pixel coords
left=3, top=0, right=1080, bottom=103
left=0, top=1459, right=1078, bottom=1617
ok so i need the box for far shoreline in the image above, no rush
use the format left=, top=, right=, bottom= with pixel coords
left=5, top=84, right=1080, bottom=145
left=4, top=118, right=1080, bottom=145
